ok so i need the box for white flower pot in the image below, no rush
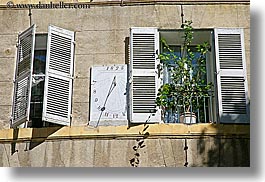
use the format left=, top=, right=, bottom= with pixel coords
left=180, top=112, right=196, bottom=124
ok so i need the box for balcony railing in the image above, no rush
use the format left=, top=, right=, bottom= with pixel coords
left=163, top=94, right=214, bottom=124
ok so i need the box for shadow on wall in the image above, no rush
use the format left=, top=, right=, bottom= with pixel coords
left=194, top=100, right=250, bottom=167
left=11, top=126, right=62, bottom=155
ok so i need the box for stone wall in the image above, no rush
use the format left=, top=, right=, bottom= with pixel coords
left=0, top=3, right=250, bottom=129
left=0, top=124, right=251, bottom=167
left=0, top=137, right=250, bottom=167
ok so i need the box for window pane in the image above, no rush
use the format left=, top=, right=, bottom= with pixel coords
left=188, top=46, right=207, bottom=85
left=162, top=45, right=181, bottom=84
left=33, top=50, right=46, bottom=74
left=30, top=76, right=45, bottom=127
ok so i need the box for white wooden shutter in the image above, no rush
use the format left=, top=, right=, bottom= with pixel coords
left=42, top=25, right=75, bottom=126
left=129, top=28, right=161, bottom=123
left=11, top=24, right=36, bottom=127
left=215, top=28, right=249, bottom=123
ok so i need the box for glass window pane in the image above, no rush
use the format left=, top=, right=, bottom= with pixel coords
left=33, top=50, right=46, bottom=74
left=162, top=45, right=181, bottom=84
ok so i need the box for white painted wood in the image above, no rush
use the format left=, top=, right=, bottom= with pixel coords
left=11, top=24, right=36, bottom=128
left=42, top=25, right=75, bottom=126
left=129, top=27, right=162, bottom=123
left=215, top=28, right=249, bottom=123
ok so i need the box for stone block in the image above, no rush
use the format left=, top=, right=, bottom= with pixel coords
left=0, top=105, right=12, bottom=130
left=155, top=138, right=177, bottom=167
left=80, top=6, right=107, bottom=30
left=108, top=140, right=131, bottom=167
left=75, top=30, right=116, bottom=55
left=114, top=6, right=132, bottom=30
left=114, top=29, right=130, bottom=54
left=155, top=5, right=181, bottom=29
left=74, top=54, right=93, bottom=79
left=72, top=78, right=90, bottom=103
left=80, top=6, right=116, bottom=31
left=128, top=6, right=157, bottom=28
left=134, top=139, right=165, bottom=167
left=0, top=81, right=13, bottom=106
left=0, top=10, right=29, bottom=34
left=72, top=102, right=89, bottom=126
left=219, top=138, right=250, bottom=167
left=39, top=140, right=75, bottom=167
left=32, top=9, right=81, bottom=33
left=187, top=137, right=220, bottom=167
left=0, top=58, right=15, bottom=82
left=93, top=53, right=125, bottom=66
left=170, top=138, right=185, bottom=167
left=237, top=5, right=250, bottom=28
left=213, top=5, right=241, bottom=27
left=76, top=9, right=95, bottom=31
left=0, top=34, right=17, bottom=58
left=3, top=142, right=31, bottom=167
left=27, top=140, right=47, bottom=167
left=93, top=140, right=111, bottom=167
left=69, top=139, right=95, bottom=167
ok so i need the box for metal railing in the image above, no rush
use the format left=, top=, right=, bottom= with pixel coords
left=163, top=94, right=214, bottom=124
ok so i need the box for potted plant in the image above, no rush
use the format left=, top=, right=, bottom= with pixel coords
left=156, top=20, right=212, bottom=124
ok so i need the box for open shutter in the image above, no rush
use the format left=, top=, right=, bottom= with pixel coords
left=42, top=25, right=75, bottom=126
left=11, top=25, right=36, bottom=127
left=215, top=28, right=249, bottom=123
left=129, top=28, right=161, bottom=123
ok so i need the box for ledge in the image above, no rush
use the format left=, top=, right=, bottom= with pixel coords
left=0, top=0, right=250, bottom=9
left=0, top=123, right=250, bottom=143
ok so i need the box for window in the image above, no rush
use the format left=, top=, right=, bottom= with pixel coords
left=30, top=34, right=47, bottom=127
left=129, top=27, right=249, bottom=124
left=159, top=30, right=214, bottom=123
left=11, top=24, right=75, bottom=128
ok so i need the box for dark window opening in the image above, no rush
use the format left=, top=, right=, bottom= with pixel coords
left=28, top=34, right=61, bottom=128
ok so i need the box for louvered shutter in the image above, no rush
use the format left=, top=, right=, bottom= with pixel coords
left=11, top=25, right=36, bottom=127
left=215, top=28, right=249, bottom=123
left=129, top=28, right=161, bottom=123
left=42, top=25, right=75, bottom=126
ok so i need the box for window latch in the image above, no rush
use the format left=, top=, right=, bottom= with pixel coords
left=129, top=77, right=133, bottom=84
left=215, top=70, right=221, bottom=75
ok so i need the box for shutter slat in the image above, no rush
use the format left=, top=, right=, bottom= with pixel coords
left=220, top=76, right=247, bottom=114
left=11, top=24, right=36, bottom=127
left=132, top=32, right=156, bottom=70
left=133, top=76, right=157, bottom=113
left=42, top=25, right=74, bottom=126
left=215, top=28, right=249, bottom=123
left=130, top=28, right=161, bottom=123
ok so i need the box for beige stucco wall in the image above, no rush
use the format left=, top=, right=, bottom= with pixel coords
left=0, top=3, right=250, bottom=129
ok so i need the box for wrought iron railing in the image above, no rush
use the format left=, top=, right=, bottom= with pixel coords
left=163, top=94, right=214, bottom=124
